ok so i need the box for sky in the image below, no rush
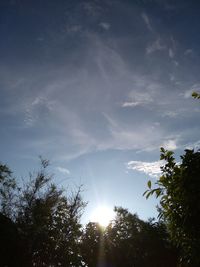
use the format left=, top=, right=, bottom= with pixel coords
left=0, top=0, right=200, bottom=223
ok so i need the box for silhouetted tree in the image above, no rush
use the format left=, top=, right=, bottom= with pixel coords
left=105, top=207, right=142, bottom=267
left=0, top=159, right=86, bottom=267
left=81, top=207, right=178, bottom=267
left=144, top=148, right=200, bottom=266
left=0, top=163, right=17, bottom=218
left=106, top=207, right=177, bottom=267
left=81, top=222, right=104, bottom=267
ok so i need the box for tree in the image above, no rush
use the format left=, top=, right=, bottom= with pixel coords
left=105, top=207, right=142, bottom=267
left=81, top=222, right=104, bottom=267
left=0, top=163, right=17, bottom=218
left=144, top=148, right=200, bottom=266
left=81, top=207, right=178, bottom=267
left=0, top=159, right=86, bottom=267
left=106, top=207, right=177, bottom=267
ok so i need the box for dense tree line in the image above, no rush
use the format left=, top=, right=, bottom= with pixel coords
left=82, top=208, right=178, bottom=267
left=0, top=159, right=178, bottom=267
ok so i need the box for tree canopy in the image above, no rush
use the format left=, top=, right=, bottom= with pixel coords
left=144, top=148, right=200, bottom=266
left=81, top=207, right=178, bottom=267
left=0, top=159, right=86, bottom=267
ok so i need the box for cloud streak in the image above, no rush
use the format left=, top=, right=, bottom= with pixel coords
left=127, top=160, right=164, bottom=177
left=56, top=167, right=70, bottom=175
left=146, top=38, right=166, bottom=54
left=122, top=91, right=154, bottom=108
left=141, top=12, right=153, bottom=32
left=99, top=22, right=110, bottom=30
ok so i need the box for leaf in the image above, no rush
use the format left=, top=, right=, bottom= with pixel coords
left=143, top=190, right=149, bottom=196
left=145, top=191, right=152, bottom=199
left=192, top=91, right=200, bottom=99
left=147, top=180, right=151, bottom=189
left=155, top=189, right=161, bottom=198
left=166, top=151, right=174, bottom=158
left=160, top=147, right=165, bottom=153
left=160, top=154, right=165, bottom=160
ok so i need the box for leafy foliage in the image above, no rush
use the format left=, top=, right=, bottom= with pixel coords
left=144, top=148, right=200, bottom=266
left=81, top=207, right=178, bottom=267
left=0, top=164, right=17, bottom=218
left=81, top=222, right=104, bottom=267
left=0, top=159, right=86, bottom=267
left=192, top=91, right=200, bottom=99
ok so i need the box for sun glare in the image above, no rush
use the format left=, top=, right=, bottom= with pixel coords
left=90, top=206, right=114, bottom=227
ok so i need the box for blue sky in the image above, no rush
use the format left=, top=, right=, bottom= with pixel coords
left=0, top=0, right=200, bottom=223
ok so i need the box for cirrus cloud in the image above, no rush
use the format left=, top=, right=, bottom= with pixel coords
left=56, top=167, right=70, bottom=175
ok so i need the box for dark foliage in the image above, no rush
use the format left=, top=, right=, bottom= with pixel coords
left=81, top=207, right=178, bottom=267
left=145, top=148, right=200, bottom=266
left=0, top=159, right=85, bottom=267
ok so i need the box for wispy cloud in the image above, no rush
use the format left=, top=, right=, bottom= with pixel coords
left=141, top=12, right=153, bottom=32
left=146, top=38, right=166, bottom=54
left=127, top=160, right=163, bottom=177
left=56, top=166, right=70, bottom=175
left=162, top=139, right=177, bottom=150
left=0, top=1, right=198, bottom=165
left=122, top=91, right=154, bottom=108
left=24, top=96, right=55, bottom=127
left=99, top=22, right=110, bottom=30
left=102, top=113, right=163, bottom=152
left=168, top=48, right=175, bottom=58
left=66, top=24, right=82, bottom=33
left=162, top=111, right=179, bottom=118
left=82, top=1, right=102, bottom=17
left=184, top=49, right=193, bottom=56
left=122, top=102, right=140, bottom=107
left=184, top=140, right=200, bottom=150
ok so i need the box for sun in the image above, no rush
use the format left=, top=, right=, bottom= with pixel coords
left=90, top=205, right=114, bottom=227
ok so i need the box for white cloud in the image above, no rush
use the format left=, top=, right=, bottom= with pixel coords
left=184, top=140, right=200, bottom=150
left=146, top=38, right=166, bottom=54
left=141, top=12, right=153, bottom=32
left=56, top=166, right=70, bottom=175
left=122, top=102, right=140, bottom=107
left=162, top=139, right=177, bottom=150
left=122, top=91, right=154, bottom=108
left=99, top=22, right=110, bottom=30
left=127, top=160, right=163, bottom=177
